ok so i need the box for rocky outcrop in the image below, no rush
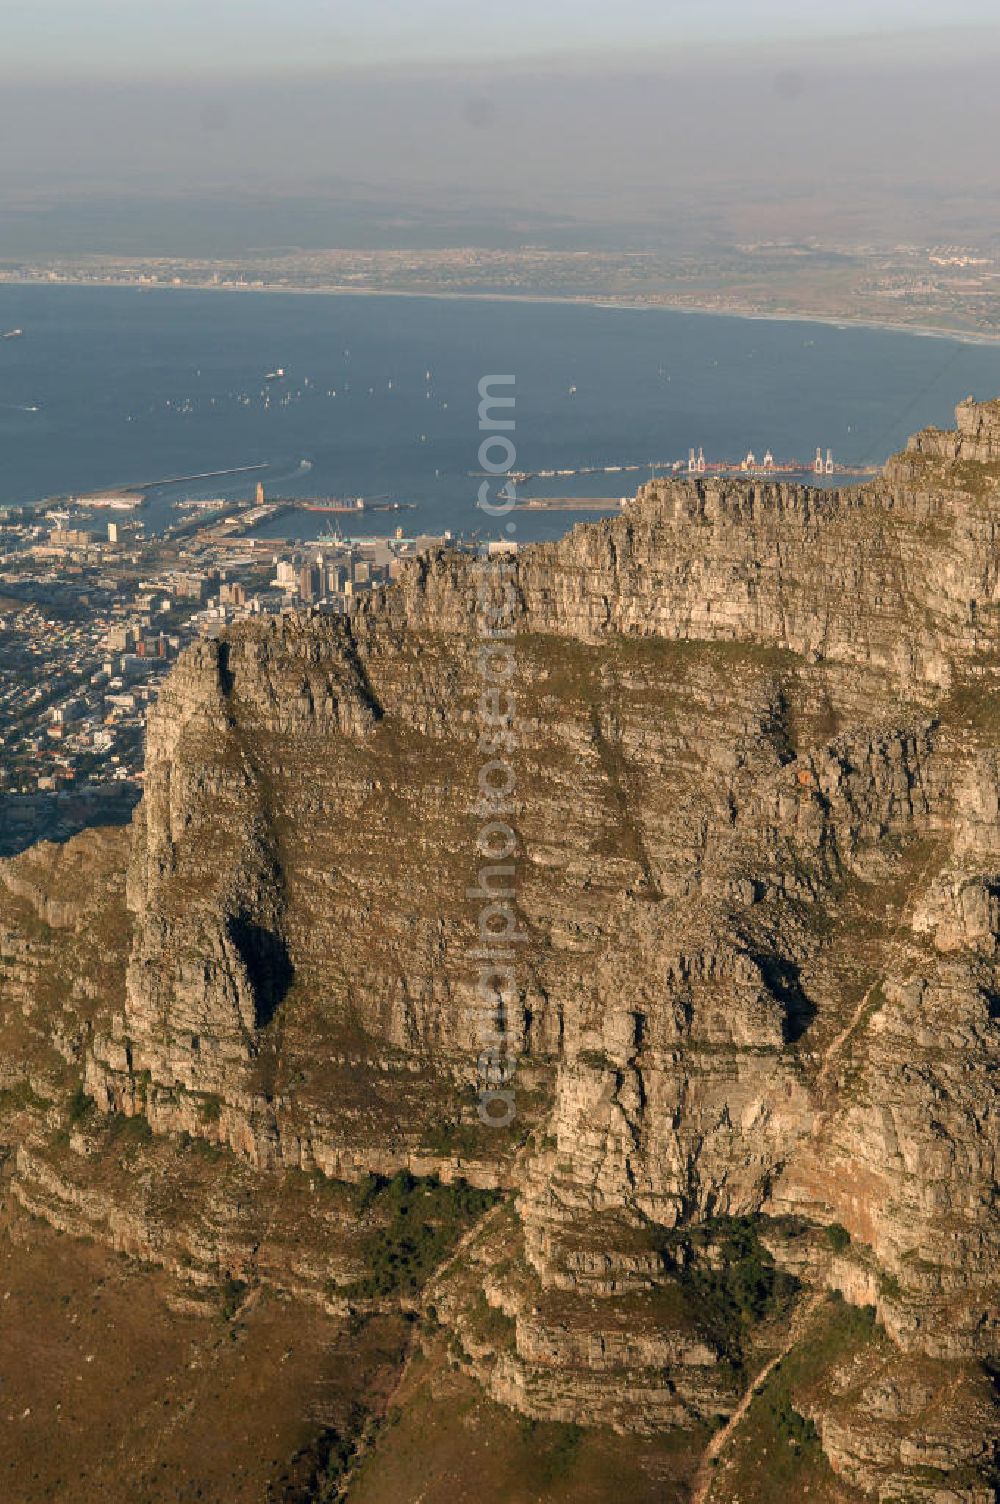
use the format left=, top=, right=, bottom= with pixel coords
left=7, top=399, right=1000, bottom=1498
left=904, top=395, right=1000, bottom=465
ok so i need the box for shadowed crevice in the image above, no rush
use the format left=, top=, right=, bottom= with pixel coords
left=228, top=915, right=294, bottom=1029
left=754, top=954, right=817, bottom=1044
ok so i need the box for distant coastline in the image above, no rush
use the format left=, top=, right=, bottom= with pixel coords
left=2, top=271, right=1000, bottom=349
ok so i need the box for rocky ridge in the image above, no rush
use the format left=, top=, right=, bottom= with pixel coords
left=5, top=400, right=1000, bottom=1500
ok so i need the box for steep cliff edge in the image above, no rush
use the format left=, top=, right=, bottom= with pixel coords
left=5, top=401, right=1000, bottom=1501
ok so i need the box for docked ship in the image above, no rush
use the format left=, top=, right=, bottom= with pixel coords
left=75, top=491, right=147, bottom=511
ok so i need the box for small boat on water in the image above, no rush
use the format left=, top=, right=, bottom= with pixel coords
left=2, top=329, right=23, bottom=340
left=264, top=368, right=286, bottom=382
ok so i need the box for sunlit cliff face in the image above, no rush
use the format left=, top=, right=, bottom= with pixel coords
left=4, top=404, right=1000, bottom=1498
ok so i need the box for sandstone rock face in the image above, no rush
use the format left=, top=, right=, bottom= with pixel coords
left=905, top=396, right=1000, bottom=465
left=8, top=400, right=1000, bottom=1498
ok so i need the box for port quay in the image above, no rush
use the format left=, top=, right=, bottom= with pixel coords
left=473, top=448, right=879, bottom=485
left=464, top=449, right=879, bottom=511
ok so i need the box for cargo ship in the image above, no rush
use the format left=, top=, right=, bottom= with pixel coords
left=74, top=492, right=147, bottom=511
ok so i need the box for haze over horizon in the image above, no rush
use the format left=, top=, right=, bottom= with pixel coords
left=1, top=2, right=999, bottom=257
left=3, top=1, right=999, bottom=76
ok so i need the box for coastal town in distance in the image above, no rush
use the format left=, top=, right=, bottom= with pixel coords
left=4, top=236, right=1000, bottom=340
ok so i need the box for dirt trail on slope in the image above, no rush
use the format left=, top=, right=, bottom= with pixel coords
left=690, top=1292, right=825, bottom=1504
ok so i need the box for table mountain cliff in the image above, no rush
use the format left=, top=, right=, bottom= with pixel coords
left=5, top=399, right=1000, bottom=1501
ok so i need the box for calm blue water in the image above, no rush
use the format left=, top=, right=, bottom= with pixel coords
left=2, top=284, right=999, bottom=543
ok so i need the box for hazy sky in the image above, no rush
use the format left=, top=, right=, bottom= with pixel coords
left=1, top=2, right=999, bottom=257
left=2, top=0, right=998, bottom=75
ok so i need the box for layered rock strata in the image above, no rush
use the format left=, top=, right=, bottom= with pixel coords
left=5, top=400, right=1000, bottom=1498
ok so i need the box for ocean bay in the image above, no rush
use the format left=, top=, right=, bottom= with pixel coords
left=2, top=283, right=1000, bottom=541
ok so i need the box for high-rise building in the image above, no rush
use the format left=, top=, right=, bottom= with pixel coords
left=175, top=574, right=208, bottom=602
left=299, top=563, right=320, bottom=602
left=49, top=526, right=93, bottom=549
